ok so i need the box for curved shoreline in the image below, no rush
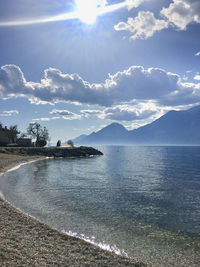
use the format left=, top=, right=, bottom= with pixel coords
left=0, top=152, right=145, bottom=266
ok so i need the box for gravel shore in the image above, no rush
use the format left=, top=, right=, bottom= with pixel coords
left=0, top=152, right=145, bottom=266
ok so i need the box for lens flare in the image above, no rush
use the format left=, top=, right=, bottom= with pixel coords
left=0, top=1, right=128, bottom=27
left=75, top=0, right=98, bottom=24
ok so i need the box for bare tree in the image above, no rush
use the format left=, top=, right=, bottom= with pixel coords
left=20, top=132, right=27, bottom=138
left=8, top=125, right=20, bottom=143
left=27, top=122, right=50, bottom=147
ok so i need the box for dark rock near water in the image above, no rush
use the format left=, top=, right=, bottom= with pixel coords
left=0, top=146, right=103, bottom=158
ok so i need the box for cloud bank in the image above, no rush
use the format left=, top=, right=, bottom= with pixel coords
left=50, top=109, right=81, bottom=120
left=0, top=64, right=200, bottom=108
left=160, top=0, right=200, bottom=30
left=0, top=110, right=19, bottom=116
left=114, top=11, right=168, bottom=39
left=126, top=0, right=147, bottom=10
left=81, top=105, right=157, bottom=121
left=194, top=75, right=200, bottom=81
left=115, top=0, right=200, bottom=39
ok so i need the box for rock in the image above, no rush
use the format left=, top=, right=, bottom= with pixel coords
left=0, top=146, right=103, bottom=158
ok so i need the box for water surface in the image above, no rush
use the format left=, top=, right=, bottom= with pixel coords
left=0, top=146, right=200, bottom=266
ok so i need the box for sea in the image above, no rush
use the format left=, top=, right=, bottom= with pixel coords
left=0, top=146, right=200, bottom=266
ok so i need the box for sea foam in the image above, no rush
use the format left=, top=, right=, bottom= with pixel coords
left=62, top=230, right=129, bottom=257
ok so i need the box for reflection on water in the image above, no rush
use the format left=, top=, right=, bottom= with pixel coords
left=0, top=146, right=200, bottom=266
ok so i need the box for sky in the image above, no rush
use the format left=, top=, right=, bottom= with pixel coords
left=0, top=0, right=200, bottom=143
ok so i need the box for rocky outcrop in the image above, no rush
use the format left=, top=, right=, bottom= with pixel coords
left=0, top=146, right=103, bottom=157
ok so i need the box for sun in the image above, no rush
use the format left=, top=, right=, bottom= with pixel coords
left=75, top=0, right=105, bottom=24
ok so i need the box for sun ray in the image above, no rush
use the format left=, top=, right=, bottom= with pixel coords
left=0, top=1, right=128, bottom=27
left=0, top=12, right=80, bottom=27
left=75, top=0, right=98, bottom=24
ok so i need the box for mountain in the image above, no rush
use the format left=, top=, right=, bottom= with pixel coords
left=74, top=106, right=200, bottom=145
left=77, top=123, right=129, bottom=145
left=129, top=105, right=200, bottom=144
left=73, top=134, right=88, bottom=144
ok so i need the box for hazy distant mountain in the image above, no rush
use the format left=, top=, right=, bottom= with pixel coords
left=77, top=123, right=129, bottom=145
left=129, top=105, right=200, bottom=144
left=74, top=106, right=200, bottom=145
left=73, top=134, right=88, bottom=144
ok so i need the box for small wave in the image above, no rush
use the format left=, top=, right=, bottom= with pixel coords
left=62, top=230, right=128, bottom=257
left=0, top=158, right=49, bottom=176
left=0, top=191, right=5, bottom=200
left=6, top=163, right=27, bottom=173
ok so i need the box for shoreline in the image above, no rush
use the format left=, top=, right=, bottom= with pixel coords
left=0, top=152, right=145, bottom=266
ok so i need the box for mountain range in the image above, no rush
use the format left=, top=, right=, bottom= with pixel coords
left=74, top=105, right=200, bottom=145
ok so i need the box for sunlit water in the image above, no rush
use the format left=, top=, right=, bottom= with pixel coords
left=0, top=146, right=200, bottom=266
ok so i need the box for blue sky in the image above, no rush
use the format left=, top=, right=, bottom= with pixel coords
left=0, top=0, right=200, bottom=142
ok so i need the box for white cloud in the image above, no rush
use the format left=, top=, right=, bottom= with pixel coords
left=160, top=81, right=200, bottom=106
left=32, top=109, right=82, bottom=121
left=126, top=121, right=147, bottom=130
left=102, top=106, right=157, bottom=121
left=50, top=109, right=81, bottom=120
left=32, top=117, right=51, bottom=121
left=114, top=0, right=200, bottom=39
left=0, top=64, right=200, bottom=108
left=182, top=75, right=188, bottom=81
left=195, top=51, right=200, bottom=56
left=0, top=110, right=19, bottom=116
left=161, top=0, right=200, bottom=30
left=81, top=109, right=102, bottom=118
left=81, top=102, right=177, bottom=128
left=107, top=66, right=181, bottom=103
left=194, top=75, right=200, bottom=81
left=126, top=0, right=147, bottom=10
left=114, top=11, right=168, bottom=40
left=52, top=116, right=60, bottom=120
left=81, top=103, right=165, bottom=122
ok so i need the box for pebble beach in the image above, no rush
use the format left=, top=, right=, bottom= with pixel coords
left=0, top=152, right=145, bottom=266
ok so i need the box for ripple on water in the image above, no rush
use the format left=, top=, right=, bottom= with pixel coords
left=0, top=146, right=200, bottom=266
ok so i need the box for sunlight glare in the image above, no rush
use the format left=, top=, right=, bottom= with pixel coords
left=75, top=0, right=106, bottom=24
left=0, top=0, right=127, bottom=27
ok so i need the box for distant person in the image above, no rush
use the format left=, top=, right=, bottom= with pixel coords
left=56, top=140, right=61, bottom=147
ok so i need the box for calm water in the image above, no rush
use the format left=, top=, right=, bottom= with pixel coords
left=0, top=146, right=200, bottom=266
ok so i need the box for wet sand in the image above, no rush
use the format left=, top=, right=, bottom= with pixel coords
left=0, top=153, right=145, bottom=266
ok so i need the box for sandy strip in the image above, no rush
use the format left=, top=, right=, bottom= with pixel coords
left=0, top=153, right=145, bottom=266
